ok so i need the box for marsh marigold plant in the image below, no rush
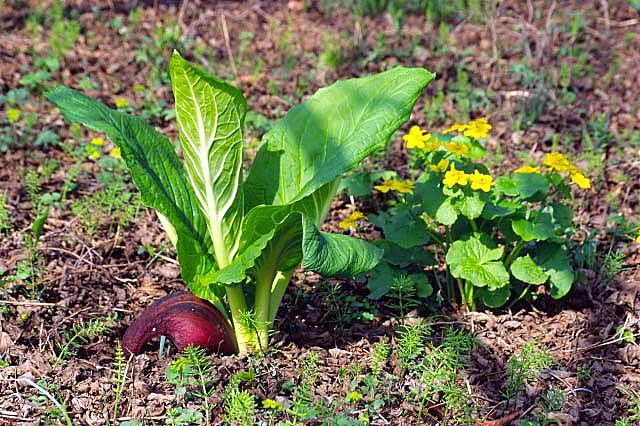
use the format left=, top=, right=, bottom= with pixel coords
left=366, top=118, right=588, bottom=310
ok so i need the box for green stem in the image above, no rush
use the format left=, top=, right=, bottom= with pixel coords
left=254, top=267, right=275, bottom=352
left=455, top=277, right=466, bottom=307
left=268, top=269, right=295, bottom=325
left=424, top=226, right=445, bottom=245
left=505, top=240, right=526, bottom=269
left=465, top=282, right=475, bottom=311
left=507, top=283, right=533, bottom=309
left=225, top=284, right=255, bottom=353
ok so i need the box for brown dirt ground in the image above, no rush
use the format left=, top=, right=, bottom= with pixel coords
left=0, top=1, right=639, bottom=425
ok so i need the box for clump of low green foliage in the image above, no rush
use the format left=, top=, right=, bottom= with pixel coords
left=346, top=119, right=589, bottom=309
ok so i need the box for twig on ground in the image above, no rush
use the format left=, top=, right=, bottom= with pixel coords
left=220, top=14, right=238, bottom=78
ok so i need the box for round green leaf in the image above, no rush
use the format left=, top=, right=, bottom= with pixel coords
left=457, top=191, right=486, bottom=220
left=512, top=218, right=553, bottom=241
left=478, top=286, right=510, bottom=308
left=536, top=243, right=574, bottom=299
left=510, top=255, right=549, bottom=285
left=446, top=235, right=509, bottom=290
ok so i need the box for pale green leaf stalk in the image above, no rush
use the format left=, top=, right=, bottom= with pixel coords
left=47, top=51, right=434, bottom=353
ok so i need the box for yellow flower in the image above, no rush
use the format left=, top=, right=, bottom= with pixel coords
left=442, top=122, right=468, bottom=134
left=421, top=137, right=440, bottom=153
left=444, top=142, right=469, bottom=156
left=636, top=232, right=640, bottom=244
left=346, top=391, right=364, bottom=402
left=262, top=398, right=283, bottom=410
left=442, top=163, right=469, bottom=188
left=133, top=84, right=146, bottom=93
left=570, top=172, right=591, bottom=189
left=469, top=170, right=495, bottom=192
left=90, top=137, right=105, bottom=146
left=391, top=180, right=415, bottom=194
left=403, top=125, right=431, bottom=150
left=115, top=98, right=129, bottom=108
left=338, top=211, right=368, bottom=230
left=543, top=152, right=573, bottom=173
left=514, top=165, right=541, bottom=174
left=374, top=179, right=415, bottom=194
left=429, top=159, right=449, bottom=173
left=6, top=108, right=20, bottom=123
left=87, top=145, right=101, bottom=160
left=110, top=146, right=122, bottom=159
left=463, top=117, right=492, bottom=139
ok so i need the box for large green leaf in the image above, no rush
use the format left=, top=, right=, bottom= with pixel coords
left=367, top=262, right=395, bottom=300
left=496, top=173, right=549, bottom=200
left=169, top=52, right=246, bottom=264
left=198, top=180, right=349, bottom=286
left=373, top=240, right=436, bottom=268
left=457, top=191, right=485, bottom=220
left=446, top=235, right=509, bottom=290
left=198, top=205, right=300, bottom=285
left=512, top=213, right=554, bottom=241
left=301, top=215, right=383, bottom=277
left=478, top=286, right=511, bottom=308
left=549, top=202, right=574, bottom=229
left=416, top=178, right=458, bottom=226
left=536, top=243, right=574, bottom=298
left=368, top=208, right=430, bottom=249
left=510, top=255, right=549, bottom=285
left=244, top=67, right=435, bottom=210
left=46, top=86, right=216, bottom=292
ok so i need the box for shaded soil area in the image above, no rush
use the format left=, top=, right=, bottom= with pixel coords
left=1, top=1, right=639, bottom=424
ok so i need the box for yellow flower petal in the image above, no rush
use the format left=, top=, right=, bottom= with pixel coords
left=114, top=98, right=129, bottom=108
left=339, top=211, right=368, bottom=230
left=421, top=138, right=440, bottom=153
left=443, top=163, right=468, bottom=188
left=570, top=172, right=591, bottom=189
left=543, top=152, right=573, bottom=172
left=469, top=170, right=494, bottom=192
left=444, top=142, right=469, bottom=156
left=110, top=146, right=122, bottom=159
left=90, top=137, right=105, bottom=146
left=403, top=125, right=431, bottom=150
left=374, top=179, right=414, bottom=195
left=463, top=117, right=492, bottom=139
left=430, top=159, right=449, bottom=173
left=374, top=182, right=393, bottom=193
left=514, top=165, right=541, bottom=174
left=442, top=123, right=468, bottom=134
left=392, top=179, right=415, bottom=194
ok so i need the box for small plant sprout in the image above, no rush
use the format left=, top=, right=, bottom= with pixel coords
left=47, top=51, right=434, bottom=354
left=111, top=340, right=129, bottom=424
left=505, top=340, right=554, bottom=403
left=54, top=313, right=117, bottom=366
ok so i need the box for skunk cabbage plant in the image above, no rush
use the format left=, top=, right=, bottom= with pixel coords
left=47, top=51, right=434, bottom=353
